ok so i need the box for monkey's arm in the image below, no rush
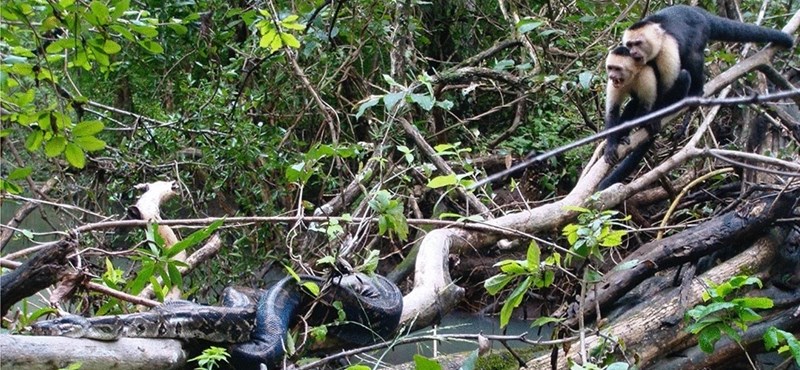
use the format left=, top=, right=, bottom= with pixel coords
left=598, top=70, right=691, bottom=189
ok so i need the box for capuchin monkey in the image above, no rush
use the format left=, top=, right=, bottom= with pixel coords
left=603, top=46, right=691, bottom=163
left=622, top=5, right=794, bottom=100
left=599, top=5, right=793, bottom=188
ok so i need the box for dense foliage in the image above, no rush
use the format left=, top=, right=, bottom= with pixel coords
left=2, top=0, right=798, bottom=368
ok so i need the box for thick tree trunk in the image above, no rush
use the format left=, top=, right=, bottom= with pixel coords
left=0, top=239, right=74, bottom=316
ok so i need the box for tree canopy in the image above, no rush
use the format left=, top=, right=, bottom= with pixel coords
left=2, top=0, right=799, bottom=369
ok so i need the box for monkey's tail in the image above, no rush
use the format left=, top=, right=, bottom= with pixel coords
left=705, top=15, right=794, bottom=48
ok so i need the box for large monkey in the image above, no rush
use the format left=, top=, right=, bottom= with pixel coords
left=599, top=5, right=793, bottom=188
left=603, top=46, right=691, bottom=162
left=623, top=5, right=793, bottom=100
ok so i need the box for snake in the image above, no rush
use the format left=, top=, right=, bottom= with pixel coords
left=29, top=273, right=403, bottom=369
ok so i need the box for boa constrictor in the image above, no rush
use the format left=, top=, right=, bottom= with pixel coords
left=30, top=273, right=403, bottom=369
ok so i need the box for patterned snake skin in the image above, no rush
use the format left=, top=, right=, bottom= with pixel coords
left=29, top=273, right=403, bottom=369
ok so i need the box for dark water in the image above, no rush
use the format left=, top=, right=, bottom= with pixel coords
left=368, top=311, right=549, bottom=365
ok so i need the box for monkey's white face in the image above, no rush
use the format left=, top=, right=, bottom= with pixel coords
left=622, top=24, right=664, bottom=65
left=607, top=65, right=630, bottom=88
left=606, top=58, right=635, bottom=89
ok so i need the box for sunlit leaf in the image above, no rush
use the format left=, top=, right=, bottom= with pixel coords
left=64, top=143, right=86, bottom=168
left=74, top=136, right=106, bottom=151
left=7, top=167, right=32, bottom=180
left=413, top=354, right=442, bottom=370
left=484, top=273, right=514, bottom=295
left=90, top=1, right=110, bottom=25
left=25, top=130, right=43, bottom=151
left=139, top=40, right=164, bottom=54
left=280, top=33, right=300, bottom=49
left=103, top=39, right=122, bottom=54
left=44, top=136, right=67, bottom=157
left=73, top=120, right=105, bottom=136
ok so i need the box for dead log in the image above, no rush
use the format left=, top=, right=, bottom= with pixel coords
left=0, top=335, right=186, bottom=370
left=560, top=190, right=799, bottom=327
left=648, top=307, right=800, bottom=370
left=525, top=228, right=787, bottom=368
left=0, top=239, right=74, bottom=316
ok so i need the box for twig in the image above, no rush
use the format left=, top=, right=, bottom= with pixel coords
left=471, top=89, right=800, bottom=188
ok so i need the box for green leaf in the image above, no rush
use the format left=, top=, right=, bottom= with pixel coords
left=73, top=136, right=106, bottom=151
left=526, top=241, right=541, bottom=272
left=584, top=269, right=602, bottom=283
left=259, top=29, right=282, bottom=51
left=281, top=21, right=305, bottom=31
left=764, top=327, right=780, bottom=350
left=89, top=1, right=110, bottom=25
left=413, top=354, right=442, bottom=370
left=1, top=179, right=23, bottom=195
left=64, top=143, right=86, bottom=168
left=785, top=334, right=800, bottom=366
left=689, top=302, right=736, bottom=320
left=408, top=93, right=434, bottom=111
left=167, top=23, right=188, bottom=35
left=355, top=96, right=380, bottom=119
left=129, top=262, right=156, bottom=294
left=301, top=281, right=320, bottom=296
left=316, top=255, right=336, bottom=267
left=44, top=136, right=67, bottom=157
left=131, top=25, right=159, bottom=38
left=484, top=273, right=514, bottom=295
left=102, top=39, right=122, bottom=54
left=383, top=91, right=406, bottom=111
left=7, top=167, right=32, bottom=180
left=46, top=38, right=78, bottom=53
left=110, top=0, right=129, bottom=18
left=427, top=174, right=457, bottom=189
left=697, top=324, right=721, bottom=353
left=310, top=325, right=328, bottom=342
left=732, top=296, right=773, bottom=310
left=167, top=262, right=182, bottom=287
left=578, top=71, right=595, bottom=89
left=138, top=40, right=164, bottom=54
left=149, top=275, right=164, bottom=301
left=111, top=25, right=135, bottom=41
left=280, top=33, right=300, bottom=49
left=517, top=19, right=543, bottom=34
left=531, top=316, right=563, bottom=327
left=25, top=130, right=44, bottom=151
left=500, top=276, right=531, bottom=328
left=20, top=229, right=34, bottom=240
left=27, top=306, right=58, bottom=322
left=166, top=219, right=223, bottom=258
left=735, top=307, right=762, bottom=323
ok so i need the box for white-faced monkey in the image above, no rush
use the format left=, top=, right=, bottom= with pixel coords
left=622, top=5, right=794, bottom=100
left=603, top=45, right=691, bottom=163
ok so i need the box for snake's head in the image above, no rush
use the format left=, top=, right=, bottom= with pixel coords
left=28, top=316, right=91, bottom=338
left=335, top=273, right=381, bottom=299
